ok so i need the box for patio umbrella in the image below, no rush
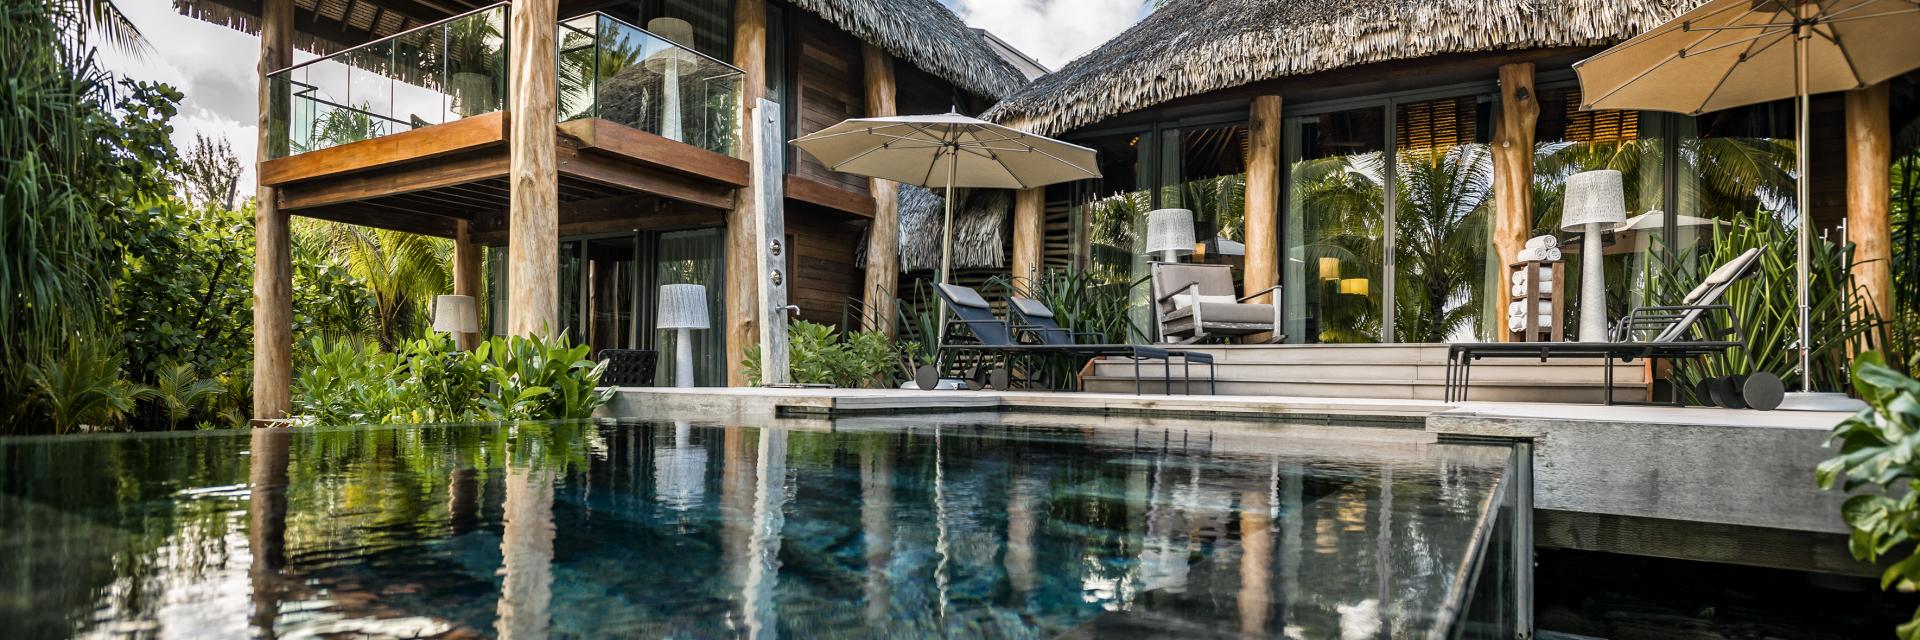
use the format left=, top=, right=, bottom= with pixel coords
left=1573, top=0, right=1920, bottom=408
left=791, top=112, right=1100, bottom=286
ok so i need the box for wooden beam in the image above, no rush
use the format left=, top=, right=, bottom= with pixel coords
left=278, top=149, right=508, bottom=210
left=507, top=0, right=559, bottom=337
left=453, top=219, right=483, bottom=349
left=785, top=174, right=877, bottom=218
left=1492, top=63, right=1539, bottom=342
left=1243, top=95, right=1282, bottom=313
left=260, top=111, right=507, bottom=186
left=727, top=0, right=768, bottom=386
left=296, top=202, right=462, bottom=236
left=860, top=42, right=900, bottom=336
left=1847, top=82, right=1893, bottom=344
left=557, top=119, right=751, bottom=187
left=253, top=0, right=295, bottom=422
left=556, top=146, right=735, bottom=210
left=1011, top=187, right=1044, bottom=289
left=470, top=204, right=723, bottom=244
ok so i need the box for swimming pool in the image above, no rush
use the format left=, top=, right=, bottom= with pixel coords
left=0, top=416, right=1526, bottom=638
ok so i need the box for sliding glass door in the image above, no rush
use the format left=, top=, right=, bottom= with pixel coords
left=652, top=228, right=726, bottom=387
left=1284, top=106, right=1388, bottom=343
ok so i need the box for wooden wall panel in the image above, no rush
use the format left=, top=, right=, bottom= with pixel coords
left=786, top=209, right=866, bottom=328
left=790, top=14, right=867, bottom=194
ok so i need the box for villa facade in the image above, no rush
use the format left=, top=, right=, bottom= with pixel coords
left=176, top=0, right=1025, bottom=415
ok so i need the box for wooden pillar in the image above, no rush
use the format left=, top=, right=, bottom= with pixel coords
left=506, top=0, right=559, bottom=337
left=1011, top=188, right=1045, bottom=291
left=1492, top=63, right=1539, bottom=341
left=251, top=0, right=293, bottom=422
left=727, top=0, right=768, bottom=386
left=454, top=219, right=484, bottom=350
left=1847, top=82, right=1893, bottom=331
left=1244, top=95, right=1282, bottom=342
left=861, top=43, right=901, bottom=336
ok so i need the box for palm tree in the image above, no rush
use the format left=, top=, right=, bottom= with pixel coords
left=1394, top=145, right=1492, bottom=343
left=318, top=224, right=453, bottom=349
left=55, top=0, right=148, bottom=55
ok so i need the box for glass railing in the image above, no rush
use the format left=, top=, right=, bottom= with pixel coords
left=558, top=13, right=745, bottom=157
left=264, top=4, right=509, bottom=160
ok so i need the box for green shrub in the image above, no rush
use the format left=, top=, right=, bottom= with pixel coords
left=985, top=267, right=1141, bottom=390
left=293, top=333, right=610, bottom=426
left=1819, top=351, right=1920, bottom=639
left=740, top=319, right=916, bottom=388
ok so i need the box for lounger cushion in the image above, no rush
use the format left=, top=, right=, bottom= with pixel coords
left=937, top=283, right=991, bottom=309
left=1009, top=296, right=1053, bottom=319
left=1165, top=302, right=1276, bottom=325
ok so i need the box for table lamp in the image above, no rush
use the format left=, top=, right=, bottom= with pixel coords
left=657, top=283, right=710, bottom=387
left=1561, top=170, right=1629, bottom=342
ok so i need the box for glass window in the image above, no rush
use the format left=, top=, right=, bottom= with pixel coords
left=1393, top=95, right=1494, bottom=342
left=1285, top=107, right=1388, bottom=343
left=1673, top=100, right=1797, bottom=280
left=1074, top=130, right=1153, bottom=335
left=584, top=236, right=639, bottom=356
left=1161, top=125, right=1250, bottom=268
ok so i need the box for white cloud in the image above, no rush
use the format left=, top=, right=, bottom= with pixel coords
left=949, top=0, right=1147, bottom=70
left=96, top=0, right=268, bottom=188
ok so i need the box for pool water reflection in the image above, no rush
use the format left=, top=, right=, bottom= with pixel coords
left=0, top=418, right=1521, bottom=639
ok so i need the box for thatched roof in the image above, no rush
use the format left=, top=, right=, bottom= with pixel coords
left=896, top=185, right=1008, bottom=272
left=174, top=0, right=1026, bottom=99
left=983, top=0, right=1702, bottom=136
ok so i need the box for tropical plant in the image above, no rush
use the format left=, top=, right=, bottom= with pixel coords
left=1817, top=351, right=1920, bottom=639
left=1394, top=145, right=1493, bottom=342
left=481, top=333, right=612, bottom=421
left=114, top=199, right=255, bottom=384
left=25, top=342, right=153, bottom=434
left=300, top=221, right=451, bottom=350
left=293, top=333, right=611, bottom=426
left=177, top=133, right=243, bottom=210
left=740, top=319, right=915, bottom=388
left=146, top=361, right=224, bottom=429
left=1290, top=151, right=1387, bottom=342
left=1652, top=212, right=1885, bottom=400
left=984, top=267, right=1141, bottom=390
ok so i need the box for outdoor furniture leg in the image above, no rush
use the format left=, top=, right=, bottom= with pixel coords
left=1183, top=357, right=1191, bottom=395
left=1209, top=359, right=1217, bottom=395
left=1604, top=356, right=1616, bottom=406
left=1133, top=357, right=1141, bottom=395
left=1164, top=358, right=1171, bottom=395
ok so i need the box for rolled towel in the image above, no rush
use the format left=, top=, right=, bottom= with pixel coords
left=1510, top=281, right=1555, bottom=297
left=1507, top=300, right=1554, bottom=316
left=1507, top=315, right=1554, bottom=333
left=1525, top=235, right=1559, bottom=251
left=1510, top=268, right=1556, bottom=285
left=1517, top=246, right=1563, bottom=262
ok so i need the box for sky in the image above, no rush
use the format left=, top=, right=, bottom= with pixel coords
left=97, top=0, right=1146, bottom=188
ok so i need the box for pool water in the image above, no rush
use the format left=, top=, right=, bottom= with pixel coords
left=0, top=418, right=1523, bottom=639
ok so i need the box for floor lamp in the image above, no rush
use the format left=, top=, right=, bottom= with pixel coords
left=657, top=284, right=709, bottom=388
left=1561, top=170, right=1627, bottom=342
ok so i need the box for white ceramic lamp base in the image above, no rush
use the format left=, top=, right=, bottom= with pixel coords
left=674, top=327, right=695, bottom=388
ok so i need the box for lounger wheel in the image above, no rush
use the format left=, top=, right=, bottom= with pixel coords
left=1694, top=379, right=1717, bottom=407
left=1743, top=372, right=1785, bottom=411
left=987, top=368, right=1010, bottom=391
left=915, top=364, right=940, bottom=390
left=1709, top=375, right=1748, bottom=410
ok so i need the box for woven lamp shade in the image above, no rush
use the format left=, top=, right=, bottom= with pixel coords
left=1560, top=169, right=1629, bottom=231
left=657, top=284, right=710, bottom=330
left=644, top=18, right=699, bottom=69
left=1145, top=208, right=1196, bottom=256
left=431, top=295, right=478, bottom=334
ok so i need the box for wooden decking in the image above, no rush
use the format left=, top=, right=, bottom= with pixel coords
left=257, top=114, right=878, bottom=239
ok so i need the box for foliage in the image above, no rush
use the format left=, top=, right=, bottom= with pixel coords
left=1653, top=213, right=1885, bottom=399
left=1394, top=145, right=1492, bottom=343
left=1817, top=351, right=1920, bottom=639
left=146, top=362, right=224, bottom=430
left=112, top=199, right=255, bottom=384
left=25, top=342, right=153, bottom=434
left=985, top=267, right=1140, bottom=390
left=178, top=133, right=242, bottom=210
left=740, top=319, right=916, bottom=388
left=293, top=333, right=611, bottom=426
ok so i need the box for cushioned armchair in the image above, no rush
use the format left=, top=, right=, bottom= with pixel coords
left=1149, top=262, right=1283, bottom=344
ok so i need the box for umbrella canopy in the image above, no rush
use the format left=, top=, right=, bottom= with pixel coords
left=791, top=112, right=1099, bottom=284
left=1575, top=0, right=1920, bottom=114
left=1573, top=0, right=1919, bottom=402
left=1613, top=210, right=1726, bottom=234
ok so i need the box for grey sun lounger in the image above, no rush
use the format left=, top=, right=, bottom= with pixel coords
left=1007, top=295, right=1215, bottom=395
left=924, top=283, right=1205, bottom=394
left=1444, top=247, right=1763, bottom=405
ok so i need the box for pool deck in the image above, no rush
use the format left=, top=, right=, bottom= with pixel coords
left=604, top=386, right=1866, bottom=576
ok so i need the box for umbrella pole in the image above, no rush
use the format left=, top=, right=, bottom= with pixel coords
left=1796, top=21, right=1812, bottom=394
left=934, top=150, right=957, bottom=356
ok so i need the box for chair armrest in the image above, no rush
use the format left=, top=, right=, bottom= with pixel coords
left=1237, top=285, right=1282, bottom=303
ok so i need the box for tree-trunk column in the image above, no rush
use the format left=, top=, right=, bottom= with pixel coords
left=1846, top=82, right=1893, bottom=336
left=1493, top=63, right=1539, bottom=341
left=727, top=0, right=768, bottom=385
left=1011, top=188, right=1044, bottom=291
left=251, top=0, right=294, bottom=422
left=1244, top=96, right=1283, bottom=343
left=861, top=43, right=901, bottom=336
left=454, top=219, right=484, bottom=349
left=507, top=0, right=559, bottom=337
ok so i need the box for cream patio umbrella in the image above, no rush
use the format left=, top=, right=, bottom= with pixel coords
left=1574, top=0, right=1920, bottom=410
left=791, top=112, right=1100, bottom=286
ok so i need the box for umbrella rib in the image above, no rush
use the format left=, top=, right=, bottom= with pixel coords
left=1587, top=5, right=1761, bottom=106
left=1819, top=26, right=1866, bottom=87
left=1819, top=7, right=1920, bottom=23
left=827, top=142, right=901, bottom=172
left=1682, top=27, right=1789, bottom=57
left=1581, top=0, right=1766, bottom=63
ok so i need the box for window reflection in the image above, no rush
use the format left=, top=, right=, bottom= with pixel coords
left=1534, top=86, right=1665, bottom=330
left=1393, top=96, right=1494, bottom=342
left=1286, top=107, right=1388, bottom=343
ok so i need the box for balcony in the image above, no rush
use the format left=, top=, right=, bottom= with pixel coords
left=262, top=5, right=744, bottom=161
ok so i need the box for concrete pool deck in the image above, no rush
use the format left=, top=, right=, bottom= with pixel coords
left=603, top=386, right=1866, bottom=575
